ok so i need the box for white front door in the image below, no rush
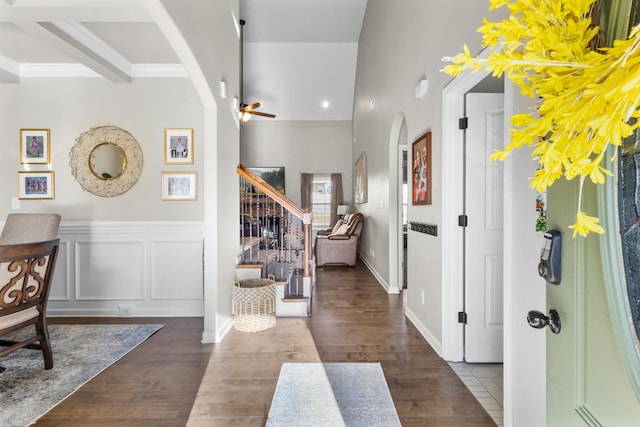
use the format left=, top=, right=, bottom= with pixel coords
left=464, top=93, right=504, bottom=362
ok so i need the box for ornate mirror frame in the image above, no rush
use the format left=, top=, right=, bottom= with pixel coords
left=69, top=125, right=143, bottom=197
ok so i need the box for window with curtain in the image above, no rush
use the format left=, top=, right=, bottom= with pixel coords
left=312, top=174, right=331, bottom=229
left=301, top=173, right=343, bottom=230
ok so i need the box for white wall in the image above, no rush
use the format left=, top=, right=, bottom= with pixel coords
left=156, top=0, right=241, bottom=342
left=353, top=0, right=505, bottom=345
left=0, top=77, right=206, bottom=317
left=240, top=120, right=353, bottom=206
left=0, top=78, right=203, bottom=220
left=503, top=83, right=546, bottom=426
left=0, top=0, right=242, bottom=343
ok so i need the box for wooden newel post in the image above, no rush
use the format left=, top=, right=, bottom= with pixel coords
left=303, top=210, right=312, bottom=278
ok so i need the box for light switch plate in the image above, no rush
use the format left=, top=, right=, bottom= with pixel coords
left=11, top=197, right=20, bottom=210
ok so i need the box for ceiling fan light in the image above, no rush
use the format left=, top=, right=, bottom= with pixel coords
left=241, top=111, right=252, bottom=122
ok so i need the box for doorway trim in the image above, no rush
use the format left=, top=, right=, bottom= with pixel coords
left=441, top=48, right=493, bottom=362
left=388, top=113, right=407, bottom=295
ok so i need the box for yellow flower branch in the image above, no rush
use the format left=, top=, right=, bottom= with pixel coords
left=444, top=0, right=640, bottom=236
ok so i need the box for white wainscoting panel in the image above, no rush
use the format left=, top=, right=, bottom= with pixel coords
left=151, top=240, right=203, bottom=300
left=50, top=240, right=69, bottom=301
left=46, top=221, right=204, bottom=317
left=76, top=241, right=145, bottom=300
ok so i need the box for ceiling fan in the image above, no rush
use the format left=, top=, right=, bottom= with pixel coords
left=239, top=19, right=276, bottom=122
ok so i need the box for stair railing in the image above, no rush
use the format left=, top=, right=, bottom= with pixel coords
left=237, top=164, right=313, bottom=311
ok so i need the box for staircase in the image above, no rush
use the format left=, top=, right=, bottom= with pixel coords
left=237, top=164, right=313, bottom=316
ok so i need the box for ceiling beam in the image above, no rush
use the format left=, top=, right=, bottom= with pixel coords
left=0, top=1, right=153, bottom=22
left=19, top=21, right=132, bottom=82
left=0, top=53, right=19, bottom=83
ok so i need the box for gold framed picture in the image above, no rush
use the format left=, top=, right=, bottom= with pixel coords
left=18, top=171, right=55, bottom=200
left=162, top=172, right=197, bottom=201
left=354, top=153, right=367, bottom=204
left=164, top=128, right=194, bottom=164
left=412, top=131, right=432, bottom=205
left=20, top=129, right=50, bottom=164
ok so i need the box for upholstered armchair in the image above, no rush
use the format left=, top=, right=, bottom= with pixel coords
left=314, top=212, right=364, bottom=267
left=0, top=213, right=61, bottom=372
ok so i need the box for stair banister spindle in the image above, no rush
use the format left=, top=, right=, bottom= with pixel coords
left=237, top=164, right=313, bottom=316
left=240, top=177, right=246, bottom=264
left=256, top=187, right=260, bottom=261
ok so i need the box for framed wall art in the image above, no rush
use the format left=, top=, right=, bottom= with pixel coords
left=248, top=166, right=285, bottom=194
left=354, top=153, right=367, bottom=204
left=164, top=128, right=194, bottom=164
left=412, top=131, right=432, bottom=205
left=162, top=172, right=197, bottom=201
left=18, top=171, right=55, bottom=200
left=20, top=129, right=50, bottom=164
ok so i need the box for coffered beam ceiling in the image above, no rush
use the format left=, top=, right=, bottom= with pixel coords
left=0, top=0, right=180, bottom=84
left=0, top=0, right=367, bottom=120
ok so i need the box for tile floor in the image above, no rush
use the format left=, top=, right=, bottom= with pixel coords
left=448, top=362, right=504, bottom=426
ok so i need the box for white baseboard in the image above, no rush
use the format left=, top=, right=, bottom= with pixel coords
left=358, top=254, right=399, bottom=294
left=405, top=307, right=443, bottom=357
left=204, top=316, right=234, bottom=344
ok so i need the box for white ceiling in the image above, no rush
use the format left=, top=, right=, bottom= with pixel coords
left=0, top=0, right=367, bottom=121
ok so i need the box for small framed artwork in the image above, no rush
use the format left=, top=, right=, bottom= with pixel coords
left=162, top=172, right=197, bottom=201
left=412, top=131, right=432, bottom=205
left=354, top=153, right=367, bottom=204
left=20, top=129, right=50, bottom=164
left=164, top=128, right=194, bottom=164
left=18, top=171, right=55, bottom=200
left=248, top=166, right=285, bottom=194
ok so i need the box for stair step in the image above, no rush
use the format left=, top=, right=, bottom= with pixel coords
left=283, top=295, right=308, bottom=301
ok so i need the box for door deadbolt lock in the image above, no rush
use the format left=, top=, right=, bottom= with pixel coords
left=527, top=309, right=561, bottom=334
left=539, top=230, right=561, bottom=284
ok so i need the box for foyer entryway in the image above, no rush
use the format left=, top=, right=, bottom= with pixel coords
left=449, top=362, right=504, bottom=426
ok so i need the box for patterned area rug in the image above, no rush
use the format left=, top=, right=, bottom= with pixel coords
left=266, top=362, right=402, bottom=426
left=0, top=324, right=163, bottom=427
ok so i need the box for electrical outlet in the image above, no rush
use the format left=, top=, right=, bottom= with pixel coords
left=421, top=290, right=425, bottom=304
left=118, top=304, right=133, bottom=317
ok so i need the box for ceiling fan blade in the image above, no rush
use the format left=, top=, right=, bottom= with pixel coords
left=241, top=101, right=263, bottom=112
left=248, top=110, right=276, bottom=118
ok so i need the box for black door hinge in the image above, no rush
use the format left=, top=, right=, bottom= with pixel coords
left=458, top=311, right=467, bottom=324
left=459, top=117, right=468, bottom=130
left=458, top=215, right=468, bottom=227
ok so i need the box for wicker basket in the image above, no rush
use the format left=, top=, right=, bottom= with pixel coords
left=233, top=278, right=276, bottom=332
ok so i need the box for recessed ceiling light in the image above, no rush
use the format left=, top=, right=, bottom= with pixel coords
left=321, top=100, right=330, bottom=109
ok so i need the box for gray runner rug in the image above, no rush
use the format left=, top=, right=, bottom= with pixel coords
left=0, top=323, right=163, bottom=427
left=266, top=362, right=402, bottom=426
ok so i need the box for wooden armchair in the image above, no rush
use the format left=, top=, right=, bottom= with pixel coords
left=0, top=239, right=60, bottom=372
left=0, top=213, right=61, bottom=372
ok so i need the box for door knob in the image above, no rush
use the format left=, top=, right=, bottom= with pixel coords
left=527, top=309, right=561, bottom=334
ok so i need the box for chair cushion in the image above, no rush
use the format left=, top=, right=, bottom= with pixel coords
left=334, top=223, right=349, bottom=235
left=0, top=306, right=39, bottom=330
left=0, top=214, right=61, bottom=245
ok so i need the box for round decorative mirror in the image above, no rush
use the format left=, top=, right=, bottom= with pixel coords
left=69, top=125, right=143, bottom=197
left=89, top=143, right=126, bottom=180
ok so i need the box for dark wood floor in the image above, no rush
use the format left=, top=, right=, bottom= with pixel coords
left=33, top=261, right=494, bottom=426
